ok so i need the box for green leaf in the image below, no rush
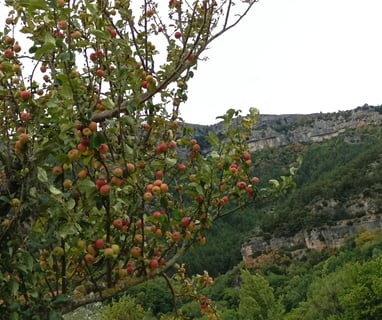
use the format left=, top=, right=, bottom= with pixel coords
left=20, top=0, right=47, bottom=10
left=60, top=83, right=73, bottom=99
left=52, top=294, right=69, bottom=305
left=206, top=131, right=220, bottom=149
left=37, top=167, right=48, bottom=183
left=57, top=224, right=78, bottom=238
left=188, top=182, right=203, bottom=194
left=10, top=279, right=19, bottom=296
left=34, top=42, right=55, bottom=60
left=49, top=185, right=62, bottom=195
left=48, top=310, right=62, bottom=320
left=58, top=51, right=75, bottom=62
left=89, top=132, right=106, bottom=149
left=268, top=179, right=280, bottom=188
left=76, top=179, right=96, bottom=193
left=124, top=144, right=134, bottom=156
left=66, top=198, right=76, bottom=210
left=165, top=157, right=177, bottom=167
left=90, top=29, right=111, bottom=40
left=160, top=196, right=168, bottom=208
left=102, top=98, right=115, bottom=109
left=172, top=209, right=182, bottom=221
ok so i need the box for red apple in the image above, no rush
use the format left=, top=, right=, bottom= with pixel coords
left=169, top=140, right=176, bottom=149
left=243, top=152, right=251, bottom=160
left=87, top=121, right=97, bottom=132
left=153, top=179, right=162, bottom=186
left=71, top=30, right=81, bottom=39
left=96, top=69, right=104, bottom=78
left=251, top=176, right=260, bottom=184
left=174, top=31, right=182, bottom=39
left=113, top=167, right=124, bottom=177
left=96, top=179, right=106, bottom=189
left=67, top=149, right=80, bottom=160
left=189, top=151, right=197, bottom=158
left=113, top=219, right=123, bottom=229
left=99, top=184, right=110, bottom=196
left=111, top=176, right=124, bottom=186
left=13, top=43, right=21, bottom=53
left=230, top=163, right=238, bottom=173
left=4, top=36, right=14, bottom=45
left=155, top=143, right=168, bottom=153
left=195, top=196, right=204, bottom=203
left=236, top=181, right=247, bottom=190
left=109, top=29, right=117, bottom=38
left=149, top=258, right=159, bottom=269
left=4, top=48, right=14, bottom=59
left=94, top=239, right=104, bottom=250
left=160, top=183, right=169, bottom=194
left=181, top=217, right=191, bottom=227
left=143, top=192, right=153, bottom=202
left=58, top=20, right=68, bottom=30
left=153, top=211, right=161, bottom=219
left=52, top=166, right=63, bottom=176
left=171, top=231, right=181, bottom=242
left=77, top=143, right=87, bottom=152
left=99, top=143, right=109, bottom=155
left=19, top=90, right=31, bottom=100
left=131, top=246, right=142, bottom=258
left=78, top=169, right=88, bottom=179
left=152, top=185, right=161, bottom=195
left=178, top=163, right=186, bottom=171
left=126, top=262, right=135, bottom=273
left=156, top=170, right=164, bottom=178
left=20, top=112, right=30, bottom=121
left=125, top=163, right=135, bottom=173
left=84, top=253, right=95, bottom=264
left=192, top=144, right=200, bottom=152
left=141, top=80, right=148, bottom=89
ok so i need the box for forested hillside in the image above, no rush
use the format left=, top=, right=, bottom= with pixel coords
left=182, top=123, right=382, bottom=276
left=67, top=113, right=382, bottom=319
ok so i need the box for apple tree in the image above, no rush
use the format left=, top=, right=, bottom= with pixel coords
left=0, top=0, right=293, bottom=318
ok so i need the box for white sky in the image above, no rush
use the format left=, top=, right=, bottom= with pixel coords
left=1, top=1, right=381, bottom=125
left=182, top=0, right=382, bottom=124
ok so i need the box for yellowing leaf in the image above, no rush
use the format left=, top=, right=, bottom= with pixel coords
left=37, top=167, right=48, bottom=183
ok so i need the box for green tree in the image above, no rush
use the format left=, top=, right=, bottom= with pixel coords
left=0, top=0, right=288, bottom=318
left=100, top=295, right=154, bottom=320
left=238, top=269, right=284, bottom=320
left=286, top=257, right=382, bottom=320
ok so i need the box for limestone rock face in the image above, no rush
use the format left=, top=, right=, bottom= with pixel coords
left=241, top=212, right=382, bottom=269
left=189, top=105, right=382, bottom=152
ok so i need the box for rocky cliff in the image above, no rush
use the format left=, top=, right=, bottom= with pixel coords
left=241, top=214, right=382, bottom=269
left=191, top=104, right=382, bottom=152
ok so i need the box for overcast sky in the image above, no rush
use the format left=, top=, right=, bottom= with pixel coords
left=2, top=1, right=381, bottom=125
left=182, top=0, right=382, bottom=124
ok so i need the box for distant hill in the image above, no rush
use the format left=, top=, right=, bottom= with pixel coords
left=182, top=104, right=382, bottom=276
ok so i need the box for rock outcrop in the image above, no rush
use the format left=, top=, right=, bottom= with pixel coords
left=190, top=104, right=382, bottom=152
left=241, top=214, right=382, bottom=268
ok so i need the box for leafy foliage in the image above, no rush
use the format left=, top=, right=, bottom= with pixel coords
left=0, top=0, right=276, bottom=317
left=238, top=269, right=284, bottom=320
